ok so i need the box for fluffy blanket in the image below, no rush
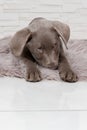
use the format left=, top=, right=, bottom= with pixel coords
left=0, top=36, right=87, bottom=81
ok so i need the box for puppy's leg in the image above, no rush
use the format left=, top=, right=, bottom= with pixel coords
left=21, top=57, right=42, bottom=82
left=58, top=45, right=78, bottom=82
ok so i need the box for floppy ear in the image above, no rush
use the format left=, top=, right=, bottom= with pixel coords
left=51, top=21, right=70, bottom=49
left=10, top=27, right=32, bottom=56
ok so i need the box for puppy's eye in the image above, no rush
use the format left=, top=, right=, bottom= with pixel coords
left=54, top=42, right=57, bottom=46
left=37, top=47, right=43, bottom=53
left=53, top=43, right=57, bottom=49
left=38, top=47, right=42, bottom=49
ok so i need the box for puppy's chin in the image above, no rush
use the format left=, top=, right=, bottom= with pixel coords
left=41, top=64, right=58, bottom=70
left=36, top=60, right=58, bottom=70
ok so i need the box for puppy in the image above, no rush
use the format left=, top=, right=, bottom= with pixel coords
left=10, top=17, right=78, bottom=82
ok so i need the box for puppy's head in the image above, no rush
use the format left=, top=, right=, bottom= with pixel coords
left=27, top=27, right=61, bottom=69
left=10, top=19, right=70, bottom=69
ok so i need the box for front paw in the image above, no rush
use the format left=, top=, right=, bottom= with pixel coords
left=59, top=69, right=78, bottom=82
left=26, top=67, right=42, bottom=82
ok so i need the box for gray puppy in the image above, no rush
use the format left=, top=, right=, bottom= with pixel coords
left=10, top=17, right=78, bottom=82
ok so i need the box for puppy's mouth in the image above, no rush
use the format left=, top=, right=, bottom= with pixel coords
left=48, top=65, right=58, bottom=70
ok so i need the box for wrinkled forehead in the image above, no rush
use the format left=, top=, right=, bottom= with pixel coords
left=35, top=27, right=58, bottom=44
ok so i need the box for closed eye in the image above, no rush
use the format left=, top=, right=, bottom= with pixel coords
left=37, top=47, right=43, bottom=53
left=52, top=43, right=57, bottom=49
left=54, top=42, right=57, bottom=46
left=38, top=47, right=42, bottom=50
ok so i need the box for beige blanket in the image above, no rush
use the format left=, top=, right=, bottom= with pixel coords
left=0, top=36, right=87, bottom=81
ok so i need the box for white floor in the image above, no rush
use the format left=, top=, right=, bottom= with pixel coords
left=0, top=77, right=87, bottom=129
left=0, top=111, right=78, bottom=130
left=0, top=111, right=87, bottom=130
left=0, top=77, right=87, bottom=111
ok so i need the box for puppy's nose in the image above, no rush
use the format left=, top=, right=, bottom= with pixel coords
left=47, top=63, right=58, bottom=69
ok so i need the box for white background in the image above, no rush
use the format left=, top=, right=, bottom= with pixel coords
left=0, top=0, right=87, bottom=129
left=0, top=0, right=87, bottom=39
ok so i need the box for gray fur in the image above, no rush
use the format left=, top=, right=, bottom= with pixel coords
left=10, top=17, right=78, bottom=82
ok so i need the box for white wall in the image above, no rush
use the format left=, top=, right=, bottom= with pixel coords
left=0, top=0, right=87, bottom=39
